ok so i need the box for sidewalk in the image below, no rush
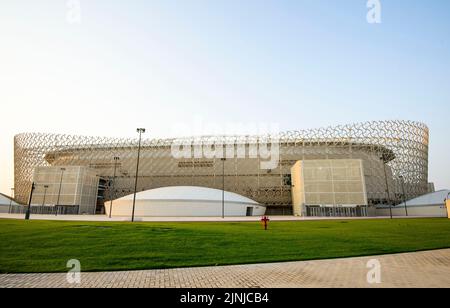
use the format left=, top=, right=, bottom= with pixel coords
left=1, top=249, right=449, bottom=288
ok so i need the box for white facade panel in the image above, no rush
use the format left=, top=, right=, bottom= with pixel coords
left=106, top=186, right=266, bottom=217
left=107, top=200, right=266, bottom=217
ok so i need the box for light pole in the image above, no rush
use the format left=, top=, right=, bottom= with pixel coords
left=132, top=128, right=145, bottom=222
left=221, top=158, right=226, bottom=219
left=8, top=188, right=14, bottom=214
left=56, top=168, right=66, bottom=216
left=42, top=185, right=49, bottom=214
left=399, top=175, right=408, bottom=217
left=381, top=154, right=393, bottom=219
left=25, top=182, right=35, bottom=220
left=109, top=157, right=120, bottom=218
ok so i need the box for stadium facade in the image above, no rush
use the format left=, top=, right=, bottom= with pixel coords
left=13, top=120, right=429, bottom=216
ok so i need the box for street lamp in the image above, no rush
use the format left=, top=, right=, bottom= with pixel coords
left=42, top=185, right=49, bottom=214
left=25, top=182, right=35, bottom=220
left=109, top=157, right=120, bottom=218
left=8, top=188, right=14, bottom=214
left=132, top=128, right=145, bottom=222
left=221, top=158, right=226, bottom=219
left=399, top=175, right=408, bottom=217
left=56, top=168, right=66, bottom=216
left=381, top=154, right=393, bottom=219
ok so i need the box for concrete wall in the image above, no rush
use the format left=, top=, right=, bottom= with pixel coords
left=106, top=199, right=266, bottom=217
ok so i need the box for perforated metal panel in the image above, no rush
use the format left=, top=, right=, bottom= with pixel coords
left=14, top=120, right=429, bottom=208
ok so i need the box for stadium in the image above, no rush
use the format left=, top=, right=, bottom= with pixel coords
left=12, top=120, right=430, bottom=217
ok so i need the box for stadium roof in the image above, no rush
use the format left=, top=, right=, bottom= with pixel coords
left=117, top=186, right=259, bottom=204
left=406, top=190, right=450, bottom=206
left=0, top=193, right=19, bottom=206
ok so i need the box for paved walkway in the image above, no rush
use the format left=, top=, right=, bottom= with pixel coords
left=1, top=249, right=449, bottom=288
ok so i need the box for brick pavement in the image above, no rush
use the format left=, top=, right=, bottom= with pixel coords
left=1, top=249, right=449, bottom=288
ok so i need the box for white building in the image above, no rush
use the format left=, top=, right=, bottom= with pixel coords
left=0, top=193, right=18, bottom=213
left=376, top=190, right=449, bottom=217
left=106, top=186, right=266, bottom=217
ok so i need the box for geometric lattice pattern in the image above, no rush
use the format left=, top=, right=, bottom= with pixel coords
left=14, top=120, right=429, bottom=209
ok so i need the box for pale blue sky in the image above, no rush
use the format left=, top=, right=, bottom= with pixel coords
left=1, top=0, right=449, bottom=193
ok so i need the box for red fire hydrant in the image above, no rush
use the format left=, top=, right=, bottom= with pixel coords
left=260, top=216, right=270, bottom=230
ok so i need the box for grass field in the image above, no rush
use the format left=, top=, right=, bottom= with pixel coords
left=0, top=218, right=449, bottom=273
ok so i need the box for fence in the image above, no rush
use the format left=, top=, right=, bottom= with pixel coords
left=9, top=205, right=80, bottom=215
left=306, top=205, right=368, bottom=217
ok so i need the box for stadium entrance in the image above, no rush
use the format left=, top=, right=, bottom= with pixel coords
left=305, top=205, right=368, bottom=217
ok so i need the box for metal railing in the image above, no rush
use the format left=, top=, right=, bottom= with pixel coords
left=306, top=205, right=368, bottom=217
left=9, top=205, right=80, bottom=215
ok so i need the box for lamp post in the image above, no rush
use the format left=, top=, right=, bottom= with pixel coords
left=109, top=157, right=120, bottom=218
left=8, top=188, right=14, bottom=214
left=221, top=158, right=226, bottom=219
left=56, top=168, right=66, bottom=216
left=132, top=128, right=145, bottom=222
left=399, top=175, right=408, bottom=217
left=381, top=154, right=393, bottom=219
left=25, top=182, right=35, bottom=220
left=42, top=185, right=49, bottom=214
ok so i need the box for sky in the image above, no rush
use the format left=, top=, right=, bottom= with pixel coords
left=0, top=0, right=449, bottom=195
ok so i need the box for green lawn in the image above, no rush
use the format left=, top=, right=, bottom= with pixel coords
left=0, top=218, right=449, bottom=273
